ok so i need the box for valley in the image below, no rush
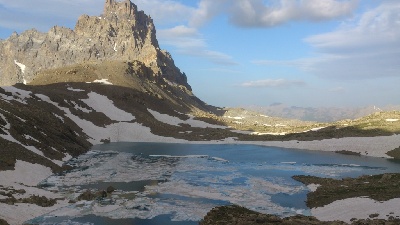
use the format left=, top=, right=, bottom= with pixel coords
left=0, top=0, right=400, bottom=224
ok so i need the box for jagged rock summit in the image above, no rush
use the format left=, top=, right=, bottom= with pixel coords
left=0, top=0, right=188, bottom=89
left=104, top=0, right=138, bottom=17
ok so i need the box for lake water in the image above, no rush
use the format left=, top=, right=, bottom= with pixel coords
left=27, top=142, right=400, bottom=224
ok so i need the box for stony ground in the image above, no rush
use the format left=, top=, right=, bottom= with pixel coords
left=217, top=108, right=400, bottom=140
left=199, top=205, right=400, bottom=225
left=293, top=173, right=400, bottom=208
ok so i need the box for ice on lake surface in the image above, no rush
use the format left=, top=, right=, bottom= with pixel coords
left=27, top=143, right=400, bottom=224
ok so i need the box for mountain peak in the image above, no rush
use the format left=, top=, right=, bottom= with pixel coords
left=0, top=0, right=190, bottom=90
left=103, top=0, right=138, bottom=18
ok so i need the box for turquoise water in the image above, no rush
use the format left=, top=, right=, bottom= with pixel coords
left=27, top=142, right=400, bottom=224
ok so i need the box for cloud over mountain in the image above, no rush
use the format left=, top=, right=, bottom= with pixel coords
left=158, top=25, right=237, bottom=65
left=240, top=79, right=306, bottom=88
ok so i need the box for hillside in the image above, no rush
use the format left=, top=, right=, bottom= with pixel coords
left=0, top=0, right=400, bottom=224
left=245, top=104, right=400, bottom=122
left=0, top=0, right=224, bottom=174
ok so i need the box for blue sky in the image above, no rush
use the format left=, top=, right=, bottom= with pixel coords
left=0, top=0, right=399, bottom=108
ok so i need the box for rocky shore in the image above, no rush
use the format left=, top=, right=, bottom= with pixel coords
left=200, top=205, right=400, bottom=225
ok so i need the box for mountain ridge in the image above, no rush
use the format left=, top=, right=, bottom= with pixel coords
left=244, top=104, right=400, bottom=122
left=0, top=0, right=189, bottom=89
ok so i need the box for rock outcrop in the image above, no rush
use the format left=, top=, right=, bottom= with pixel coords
left=200, top=205, right=400, bottom=225
left=0, top=0, right=189, bottom=89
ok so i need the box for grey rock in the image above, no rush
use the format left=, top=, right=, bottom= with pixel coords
left=0, top=0, right=189, bottom=89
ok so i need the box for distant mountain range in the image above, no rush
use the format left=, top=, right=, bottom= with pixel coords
left=244, top=103, right=400, bottom=122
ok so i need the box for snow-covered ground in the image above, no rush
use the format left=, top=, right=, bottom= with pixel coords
left=148, top=109, right=227, bottom=129
left=82, top=92, right=135, bottom=121
left=254, top=135, right=400, bottom=158
left=1, top=85, right=400, bottom=224
left=312, top=197, right=400, bottom=222
left=0, top=161, right=69, bottom=225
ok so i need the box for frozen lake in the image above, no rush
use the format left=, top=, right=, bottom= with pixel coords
left=27, top=142, right=400, bottom=224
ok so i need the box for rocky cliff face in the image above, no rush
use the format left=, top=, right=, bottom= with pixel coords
left=0, top=0, right=189, bottom=89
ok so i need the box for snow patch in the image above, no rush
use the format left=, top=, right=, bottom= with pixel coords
left=0, top=169, right=69, bottom=225
left=251, top=132, right=287, bottom=136
left=185, top=115, right=227, bottom=129
left=14, top=60, right=27, bottom=84
left=310, top=127, right=326, bottom=131
left=0, top=86, right=32, bottom=104
left=94, top=79, right=113, bottom=85
left=224, top=116, right=244, bottom=120
left=14, top=60, right=26, bottom=74
left=0, top=112, right=45, bottom=157
left=35, top=93, right=177, bottom=144
left=148, top=109, right=226, bottom=129
left=86, top=79, right=113, bottom=85
left=0, top=112, right=11, bottom=130
left=23, top=134, right=39, bottom=143
left=67, top=87, right=85, bottom=92
left=62, top=153, right=73, bottom=161
left=0, top=160, right=52, bottom=186
left=53, top=113, right=64, bottom=122
left=312, top=197, right=400, bottom=222
left=71, top=100, right=92, bottom=113
left=307, top=184, right=321, bottom=192
left=386, top=119, right=399, bottom=122
left=81, top=92, right=135, bottom=121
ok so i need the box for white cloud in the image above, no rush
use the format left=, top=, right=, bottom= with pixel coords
left=305, top=2, right=400, bottom=52
left=305, top=1, right=400, bottom=79
left=254, top=1, right=400, bottom=79
left=134, top=0, right=359, bottom=28
left=132, top=0, right=195, bottom=25
left=189, top=0, right=228, bottom=27
left=229, top=0, right=359, bottom=27
left=158, top=25, right=237, bottom=65
left=240, top=79, right=306, bottom=88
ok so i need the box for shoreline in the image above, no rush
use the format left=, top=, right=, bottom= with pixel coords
left=92, top=133, right=400, bottom=159
left=1, top=135, right=400, bottom=224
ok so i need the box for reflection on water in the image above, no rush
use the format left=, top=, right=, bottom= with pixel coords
left=78, top=180, right=164, bottom=192
left=29, top=214, right=198, bottom=225
left=73, top=214, right=198, bottom=225
left=27, top=142, right=400, bottom=224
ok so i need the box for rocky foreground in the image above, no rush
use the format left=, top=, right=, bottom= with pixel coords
left=200, top=205, right=400, bottom=225
left=199, top=174, right=400, bottom=224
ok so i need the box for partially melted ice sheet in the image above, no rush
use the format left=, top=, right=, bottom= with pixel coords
left=28, top=143, right=400, bottom=224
